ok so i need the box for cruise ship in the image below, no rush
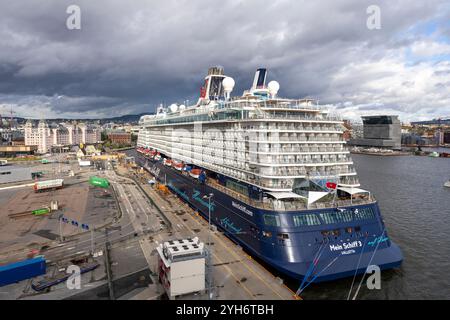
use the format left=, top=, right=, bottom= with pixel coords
left=136, top=67, right=403, bottom=283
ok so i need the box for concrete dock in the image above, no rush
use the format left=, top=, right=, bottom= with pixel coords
left=115, top=164, right=297, bottom=300
left=0, top=155, right=298, bottom=300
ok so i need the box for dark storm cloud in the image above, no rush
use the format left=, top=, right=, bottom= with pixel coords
left=0, top=0, right=449, bottom=120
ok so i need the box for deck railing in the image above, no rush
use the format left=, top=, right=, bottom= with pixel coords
left=207, top=179, right=374, bottom=212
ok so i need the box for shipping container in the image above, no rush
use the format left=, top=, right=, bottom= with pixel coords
left=89, top=176, right=110, bottom=189
left=0, top=257, right=46, bottom=287
left=34, top=179, right=64, bottom=192
left=32, top=208, right=51, bottom=216
left=78, top=160, right=91, bottom=167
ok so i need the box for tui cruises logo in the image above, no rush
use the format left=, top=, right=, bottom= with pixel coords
left=220, top=217, right=242, bottom=234
left=232, top=201, right=253, bottom=216
left=368, top=235, right=389, bottom=246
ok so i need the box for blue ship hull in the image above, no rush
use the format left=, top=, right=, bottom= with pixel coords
left=135, top=152, right=403, bottom=283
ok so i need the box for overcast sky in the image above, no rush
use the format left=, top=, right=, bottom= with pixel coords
left=1, top=0, right=449, bottom=122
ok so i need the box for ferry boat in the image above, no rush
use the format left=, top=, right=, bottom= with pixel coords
left=136, top=67, right=403, bottom=283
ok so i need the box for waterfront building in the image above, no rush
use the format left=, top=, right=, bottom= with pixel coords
left=24, top=120, right=101, bottom=154
left=107, top=131, right=132, bottom=145
left=444, top=131, right=450, bottom=144
left=349, top=115, right=401, bottom=150
left=0, top=145, right=37, bottom=157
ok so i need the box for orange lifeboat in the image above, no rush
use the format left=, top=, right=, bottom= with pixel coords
left=189, top=168, right=201, bottom=178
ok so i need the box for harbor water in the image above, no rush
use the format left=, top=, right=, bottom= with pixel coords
left=300, top=154, right=450, bottom=300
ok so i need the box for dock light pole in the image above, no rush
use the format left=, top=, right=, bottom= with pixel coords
left=59, top=216, right=63, bottom=242
left=58, top=213, right=64, bottom=243
left=203, top=193, right=214, bottom=300
left=90, top=229, right=95, bottom=256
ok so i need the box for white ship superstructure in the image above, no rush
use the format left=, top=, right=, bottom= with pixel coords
left=138, top=67, right=358, bottom=197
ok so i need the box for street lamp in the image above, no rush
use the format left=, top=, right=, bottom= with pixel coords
left=202, top=193, right=214, bottom=300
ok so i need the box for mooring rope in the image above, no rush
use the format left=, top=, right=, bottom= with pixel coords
left=347, top=234, right=369, bottom=300
left=296, top=241, right=326, bottom=296
left=351, top=228, right=386, bottom=300
left=297, top=254, right=341, bottom=295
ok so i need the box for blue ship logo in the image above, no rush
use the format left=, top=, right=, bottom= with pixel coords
left=193, top=190, right=216, bottom=211
left=220, top=217, right=242, bottom=234
left=368, top=235, right=389, bottom=246
left=167, top=183, right=190, bottom=202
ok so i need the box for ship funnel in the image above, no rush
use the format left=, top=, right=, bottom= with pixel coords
left=252, top=68, right=267, bottom=90
left=268, top=81, right=280, bottom=98
left=222, top=77, right=235, bottom=100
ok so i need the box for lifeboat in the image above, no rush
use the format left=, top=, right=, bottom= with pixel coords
left=154, top=153, right=161, bottom=161
left=189, top=168, right=201, bottom=179
left=164, top=159, right=172, bottom=167
left=173, top=161, right=184, bottom=171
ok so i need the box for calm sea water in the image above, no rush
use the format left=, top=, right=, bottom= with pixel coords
left=300, top=154, right=450, bottom=300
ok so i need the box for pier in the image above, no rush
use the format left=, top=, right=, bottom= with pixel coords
left=116, top=164, right=297, bottom=300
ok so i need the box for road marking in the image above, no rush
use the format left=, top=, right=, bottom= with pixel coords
left=0, top=183, right=35, bottom=191
left=165, top=192, right=288, bottom=300
left=160, top=196, right=256, bottom=300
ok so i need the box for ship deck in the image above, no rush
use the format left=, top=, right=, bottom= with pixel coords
left=206, top=178, right=375, bottom=212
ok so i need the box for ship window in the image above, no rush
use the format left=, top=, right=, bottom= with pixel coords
left=263, top=231, right=272, bottom=238
left=321, top=229, right=340, bottom=236
left=226, top=180, right=249, bottom=197
left=354, top=207, right=375, bottom=220
left=293, top=214, right=321, bottom=226
left=263, top=214, right=280, bottom=227
left=320, top=210, right=353, bottom=224
left=278, top=233, right=289, bottom=240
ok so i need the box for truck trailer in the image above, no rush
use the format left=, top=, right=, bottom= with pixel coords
left=89, top=176, right=110, bottom=189
left=34, top=179, right=64, bottom=193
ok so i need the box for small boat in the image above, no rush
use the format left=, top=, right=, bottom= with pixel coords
left=189, top=168, right=201, bottom=179
left=163, top=159, right=172, bottom=167
left=429, top=151, right=440, bottom=158
left=173, top=162, right=184, bottom=171
left=444, top=180, right=450, bottom=188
